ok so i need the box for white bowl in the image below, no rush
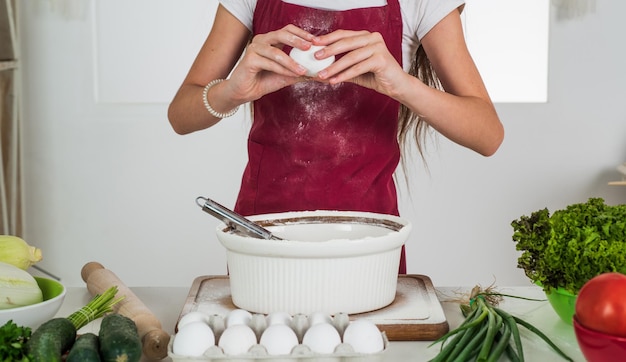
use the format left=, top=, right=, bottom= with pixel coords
left=216, top=210, right=411, bottom=315
left=0, top=277, right=66, bottom=329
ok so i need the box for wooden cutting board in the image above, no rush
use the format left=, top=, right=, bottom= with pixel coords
left=176, top=274, right=449, bottom=341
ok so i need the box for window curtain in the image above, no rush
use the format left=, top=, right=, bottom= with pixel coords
left=1, top=0, right=84, bottom=236
left=0, top=0, right=23, bottom=236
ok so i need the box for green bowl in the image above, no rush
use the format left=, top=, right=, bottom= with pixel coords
left=545, top=287, right=577, bottom=325
left=36, top=276, right=65, bottom=300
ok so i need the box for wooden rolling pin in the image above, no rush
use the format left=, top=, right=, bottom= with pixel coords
left=81, top=261, right=170, bottom=360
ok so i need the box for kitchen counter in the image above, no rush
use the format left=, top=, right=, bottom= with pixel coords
left=55, top=285, right=586, bottom=362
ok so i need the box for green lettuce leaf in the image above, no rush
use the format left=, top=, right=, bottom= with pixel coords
left=512, top=197, right=626, bottom=294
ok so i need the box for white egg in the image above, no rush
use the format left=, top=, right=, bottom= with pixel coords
left=172, top=321, right=215, bottom=357
left=226, top=309, right=252, bottom=327
left=177, top=311, right=211, bottom=330
left=266, top=311, right=292, bottom=326
left=289, top=45, right=335, bottom=77
left=308, top=311, right=333, bottom=326
left=302, top=322, right=341, bottom=354
left=218, top=324, right=257, bottom=355
left=342, top=319, right=384, bottom=354
left=260, top=324, right=299, bottom=355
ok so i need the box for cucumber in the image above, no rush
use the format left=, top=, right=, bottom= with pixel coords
left=27, top=318, right=76, bottom=362
left=67, top=332, right=101, bottom=362
left=99, top=314, right=142, bottom=362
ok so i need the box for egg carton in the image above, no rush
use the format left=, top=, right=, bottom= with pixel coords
left=168, top=311, right=389, bottom=361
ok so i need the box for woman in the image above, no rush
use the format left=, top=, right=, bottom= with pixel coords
left=168, top=0, right=504, bottom=273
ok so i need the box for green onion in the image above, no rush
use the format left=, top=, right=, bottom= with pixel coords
left=429, top=285, right=573, bottom=362
left=66, top=286, right=124, bottom=330
left=494, top=307, right=524, bottom=360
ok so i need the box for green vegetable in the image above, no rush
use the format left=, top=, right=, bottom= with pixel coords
left=27, top=318, right=76, bottom=362
left=98, top=314, right=142, bottom=362
left=0, top=320, right=32, bottom=361
left=429, top=286, right=573, bottom=362
left=66, top=333, right=101, bottom=362
left=0, top=235, right=43, bottom=270
left=0, top=261, right=43, bottom=309
left=512, top=197, right=626, bottom=294
left=27, top=286, right=123, bottom=361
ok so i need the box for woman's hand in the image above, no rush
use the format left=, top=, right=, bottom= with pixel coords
left=313, top=30, right=407, bottom=97
left=227, top=25, right=316, bottom=103
left=169, top=17, right=319, bottom=134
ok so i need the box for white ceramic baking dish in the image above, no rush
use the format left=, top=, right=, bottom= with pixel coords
left=215, top=210, right=411, bottom=315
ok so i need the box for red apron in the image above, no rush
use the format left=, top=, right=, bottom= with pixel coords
left=235, top=0, right=406, bottom=273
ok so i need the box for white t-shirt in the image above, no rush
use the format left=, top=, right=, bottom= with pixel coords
left=218, top=0, right=465, bottom=71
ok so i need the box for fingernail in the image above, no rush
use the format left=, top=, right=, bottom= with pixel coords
left=317, top=70, right=327, bottom=78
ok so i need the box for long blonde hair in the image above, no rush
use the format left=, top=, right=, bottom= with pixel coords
left=397, top=45, right=442, bottom=170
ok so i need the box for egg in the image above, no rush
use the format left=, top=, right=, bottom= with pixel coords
left=302, top=322, right=341, bottom=354
left=226, top=308, right=252, bottom=327
left=172, top=321, right=215, bottom=357
left=218, top=324, right=257, bottom=355
left=177, top=311, right=211, bottom=330
left=289, top=45, right=335, bottom=77
left=266, top=311, right=292, bottom=326
left=342, top=319, right=384, bottom=354
left=260, top=324, right=299, bottom=355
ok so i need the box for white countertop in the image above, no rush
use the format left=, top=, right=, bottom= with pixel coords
left=55, top=285, right=586, bottom=362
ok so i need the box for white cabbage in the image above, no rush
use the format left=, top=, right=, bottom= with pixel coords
left=0, top=261, right=44, bottom=309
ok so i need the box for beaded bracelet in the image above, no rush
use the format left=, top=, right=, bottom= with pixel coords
left=202, top=79, right=239, bottom=118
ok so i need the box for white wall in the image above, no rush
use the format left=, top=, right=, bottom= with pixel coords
left=18, top=0, right=626, bottom=288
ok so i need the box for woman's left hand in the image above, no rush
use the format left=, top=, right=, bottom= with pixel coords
left=313, top=30, right=406, bottom=97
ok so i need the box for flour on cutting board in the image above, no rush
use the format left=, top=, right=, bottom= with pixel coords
left=179, top=275, right=448, bottom=341
left=193, top=278, right=237, bottom=317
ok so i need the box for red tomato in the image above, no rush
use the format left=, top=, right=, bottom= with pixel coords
left=575, top=272, right=626, bottom=337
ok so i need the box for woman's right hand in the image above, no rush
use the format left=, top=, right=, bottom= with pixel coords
left=168, top=6, right=317, bottom=134
left=226, top=24, right=316, bottom=103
